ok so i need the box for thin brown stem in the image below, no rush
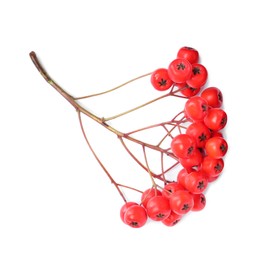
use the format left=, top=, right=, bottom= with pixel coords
left=103, top=87, right=185, bottom=122
left=142, top=146, right=157, bottom=188
left=74, top=72, right=152, bottom=100
left=77, top=111, right=126, bottom=202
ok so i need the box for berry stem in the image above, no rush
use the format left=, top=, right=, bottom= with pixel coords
left=29, top=51, right=183, bottom=198
left=103, top=87, right=185, bottom=122
left=78, top=111, right=127, bottom=202
left=74, top=72, right=152, bottom=100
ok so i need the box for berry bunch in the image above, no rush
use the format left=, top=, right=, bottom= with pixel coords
left=120, top=47, right=228, bottom=228
left=30, top=46, right=228, bottom=229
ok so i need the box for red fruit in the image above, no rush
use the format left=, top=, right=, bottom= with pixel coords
left=204, top=108, right=227, bottom=131
left=141, top=188, right=162, bottom=208
left=169, top=190, right=194, bottom=215
left=124, top=205, right=148, bottom=228
left=120, top=202, right=138, bottom=223
left=177, top=168, right=189, bottom=188
left=186, top=121, right=211, bottom=148
left=184, top=170, right=208, bottom=194
left=177, top=83, right=201, bottom=97
left=186, top=63, right=208, bottom=89
left=162, top=182, right=185, bottom=199
left=202, top=156, right=224, bottom=179
left=184, top=96, right=209, bottom=122
left=171, top=134, right=197, bottom=159
left=162, top=211, right=182, bottom=226
left=146, top=196, right=171, bottom=221
left=177, top=46, right=199, bottom=64
left=150, top=68, right=174, bottom=91
left=168, top=58, right=193, bottom=83
left=179, top=148, right=203, bottom=170
left=192, top=193, right=206, bottom=211
left=205, top=137, right=228, bottom=159
left=201, top=87, right=223, bottom=108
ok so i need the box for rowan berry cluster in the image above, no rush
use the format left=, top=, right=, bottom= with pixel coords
left=120, top=47, right=228, bottom=228
left=30, top=47, right=228, bottom=229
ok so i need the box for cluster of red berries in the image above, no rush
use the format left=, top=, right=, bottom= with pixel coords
left=120, top=47, right=228, bottom=228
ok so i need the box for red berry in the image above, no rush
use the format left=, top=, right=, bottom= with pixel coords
left=179, top=148, right=203, bottom=170
left=202, top=156, right=224, bottom=179
left=162, top=182, right=185, bottom=199
left=177, top=83, right=201, bottom=97
left=186, top=121, right=211, bottom=148
left=205, top=137, right=228, bottom=159
left=177, top=46, right=199, bottom=64
left=146, top=196, right=171, bottom=221
left=141, top=188, right=162, bottom=208
left=186, top=63, right=208, bottom=89
left=168, top=58, right=193, bottom=83
left=192, top=193, right=206, bottom=211
left=201, top=87, right=223, bottom=108
left=150, top=68, right=174, bottom=91
left=184, top=170, right=208, bottom=194
left=204, top=108, right=227, bottom=131
left=177, top=168, right=189, bottom=187
left=184, top=96, right=209, bottom=122
left=162, top=211, right=182, bottom=226
left=124, top=205, right=148, bottom=228
left=169, top=190, right=194, bottom=215
left=120, top=202, right=138, bottom=223
left=171, top=134, right=197, bottom=159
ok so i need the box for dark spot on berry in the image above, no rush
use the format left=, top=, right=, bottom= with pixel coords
left=214, top=163, right=222, bottom=172
left=172, top=219, right=180, bottom=225
left=177, top=63, right=185, bottom=70
left=200, top=195, right=206, bottom=205
left=198, top=133, right=207, bottom=142
left=202, top=104, right=207, bottom=111
left=187, top=146, right=194, bottom=155
left=197, top=181, right=205, bottom=190
left=220, top=117, right=227, bottom=126
left=220, top=144, right=227, bottom=153
left=156, top=213, right=165, bottom=219
left=218, top=92, right=223, bottom=102
left=192, top=67, right=201, bottom=75
left=182, top=204, right=190, bottom=211
left=131, top=221, right=138, bottom=226
left=158, top=78, right=167, bottom=86
left=185, top=46, right=194, bottom=50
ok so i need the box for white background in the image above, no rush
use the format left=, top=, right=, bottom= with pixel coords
left=1, top=0, right=276, bottom=259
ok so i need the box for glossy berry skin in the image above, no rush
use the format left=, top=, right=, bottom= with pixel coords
left=141, top=188, right=162, bottom=208
left=202, top=156, right=224, bottom=179
left=201, top=87, right=223, bottom=108
left=120, top=202, right=138, bottom=223
left=186, top=63, right=208, bottom=89
left=146, top=196, right=171, bottom=221
left=186, top=121, right=211, bottom=148
left=184, top=170, right=208, bottom=194
left=177, top=83, right=201, bottom=97
left=179, top=148, right=203, bottom=170
left=162, top=211, right=182, bottom=226
left=168, top=58, right=193, bottom=83
left=171, top=134, right=197, bottom=159
left=204, top=108, right=227, bottom=131
left=162, top=182, right=185, bottom=199
left=169, top=190, right=194, bottom=215
left=151, top=68, right=174, bottom=91
left=184, top=96, right=209, bottom=122
left=192, top=193, right=206, bottom=211
left=177, top=168, right=189, bottom=187
left=177, top=46, right=199, bottom=64
left=205, top=137, right=228, bottom=159
left=124, top=205, right=148, bottom=228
